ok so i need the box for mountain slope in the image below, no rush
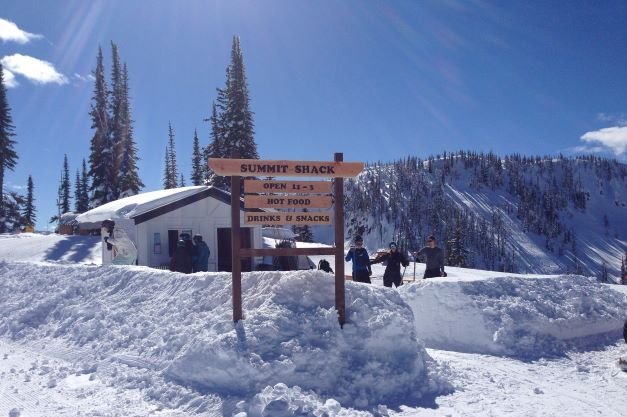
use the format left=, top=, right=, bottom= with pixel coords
left=344, top=153, right=627, bottom=281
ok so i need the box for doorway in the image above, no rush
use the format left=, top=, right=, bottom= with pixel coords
left=217, top=227, right=253, bottom=272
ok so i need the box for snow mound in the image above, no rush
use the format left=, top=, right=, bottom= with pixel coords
left=401, top=275, right=627, bottom=358
left=0, top=262, right=447, bottom=412
left=165, top=270, right=447, bottom=409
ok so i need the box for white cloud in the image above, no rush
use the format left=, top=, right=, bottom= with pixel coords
left=0, top=54, right=68, bottom=85
left=0, top=18, right=42, bottom=44
left=596, top=113, right=627, bottom=126
left=580, top=126, right=627, bottom=156
left=2, top=68, right=18, bottom=88
left=73, top=72, right=95, bottom=82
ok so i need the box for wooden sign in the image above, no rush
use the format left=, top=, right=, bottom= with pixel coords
left=244, top=211, right=333, bottom=225
left=245, top=195, right=332, bottom=209
left=209, top=158, right=364, bottom=178
left=244, top=180, right=332, bottom=194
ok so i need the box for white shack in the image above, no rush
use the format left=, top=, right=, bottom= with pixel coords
left=76, top=186, right=263, bottom=271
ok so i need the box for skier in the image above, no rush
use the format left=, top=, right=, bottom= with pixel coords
left=192, top=234, right=210, bottom=272
left=101, top=219, right=138, bottom=265
left=169, top=240, right=193, bottom=273
left=413, top=235, right=446, bottom=279
left=371, top=241, right=409, bottom=287
left=345, top=235, right=372, bottom=283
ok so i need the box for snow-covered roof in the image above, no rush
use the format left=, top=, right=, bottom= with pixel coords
left=76, top=186, right=210, bottom=224
left=58, top=212, right=79, bottom=225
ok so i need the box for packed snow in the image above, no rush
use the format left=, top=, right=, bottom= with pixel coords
left=0, top=234, right=626, bottom=416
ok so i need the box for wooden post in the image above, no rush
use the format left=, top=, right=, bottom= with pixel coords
left=334, top=153, right=346, bottom=326
left=231, top=155, right=243, bottom=323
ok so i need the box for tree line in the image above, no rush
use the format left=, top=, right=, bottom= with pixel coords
left=0, top=36, right=259, bottom=232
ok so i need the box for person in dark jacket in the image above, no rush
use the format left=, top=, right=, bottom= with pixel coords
left=192, top=234, right=210, bottom=272
left=169, top=240, right=193, bottom=273
left=414, top=235, right=446, bottom=279
left=371, top=241, right=409, bottom=287
left=345, top=235, right=372, bottom=284
left=179, top=232, right=195, bottom=258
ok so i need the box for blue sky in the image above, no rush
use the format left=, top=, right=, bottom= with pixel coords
left=1, top=0, right=626, bottom=230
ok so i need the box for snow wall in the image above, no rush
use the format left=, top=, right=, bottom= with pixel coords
left=0, top=262, right=447, bottom=411
left=400, top=275, right=627, bottom=358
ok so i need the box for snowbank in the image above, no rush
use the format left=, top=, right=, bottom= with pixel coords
left=401, top=275, right=627, bottom=358
left=0, top=262, right=447, bottom=413
left=0, top=233, right=101, bottom=264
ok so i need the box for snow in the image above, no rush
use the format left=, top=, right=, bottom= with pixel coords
left=0, top=234, right=626, bottom=416
left=75, top=186, right=208, bottom=224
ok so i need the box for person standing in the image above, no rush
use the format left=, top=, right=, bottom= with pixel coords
left=414, top=235, right=445, bottom=279
left=345, top=235, right=372, bottom=284
left=192, top=234, right=210, bottom=272
left=169, top=240, right=193, bottom=273
left=100, top=219, right=138, bottom=265
left=371, top=241, right=409, bottom=287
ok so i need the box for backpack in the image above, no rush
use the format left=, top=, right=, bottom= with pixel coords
left=318, top=259, right=333, bottom=273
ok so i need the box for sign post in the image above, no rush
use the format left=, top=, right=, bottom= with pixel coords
left=209, top=153, right=363, bottom=327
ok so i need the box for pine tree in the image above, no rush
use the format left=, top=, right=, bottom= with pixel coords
left=74, top=169, right=82, bottom=212
left=61, top=154, right=71, bottom=213
left=3, top=191, right=25, bottom=232
left=163, top=146, right=172, bottom=189
left=600, top=262, right=608, bottom=283
left=179, top=173, right=185, bottom=187
left=621, top=253, right=626, bottom=285
left=164, top=122, right=178, bottom=188
left=223, top=36, right=258, bottom=160
left=0, top=63, right=18, bottom=233
left=191, top=129, right=203, bottom=186
left=109, top=41, right=123, bottom=198
left=77, top=159, right=90, bottom=213
left=115, top=62, right=143, bottom=197
left=206, top=102, right=226, bottom=188
left=206, top=37, right=259, bottom=191
left=88, top=46, right=113, bottom=207
left=23, top=175, right=36, bottom=229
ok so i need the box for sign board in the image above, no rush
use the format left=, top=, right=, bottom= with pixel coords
left=219, top=153, right=361, bottom=327
left=244, top=211, right=333, bottom=225
left=244, top=180, right=332, bottom=194
left=244, top=195, right=333, bottom=209
left=209, top=158, right=364, bottom=178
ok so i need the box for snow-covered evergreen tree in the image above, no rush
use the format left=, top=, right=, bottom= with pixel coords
left=2, top=191, right=25, bottom=232
left=191, top=129, right=203, bottom=186
left=88, top=46, right=113, bottom=207
left=23, top=175, right=35, bottom=229
left=0, top=63, right=18, bottom=233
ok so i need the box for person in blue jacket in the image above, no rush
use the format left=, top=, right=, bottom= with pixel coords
left=345, top=235, right=372, bottom=284
left=192, top=234, right=210, bottom=272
